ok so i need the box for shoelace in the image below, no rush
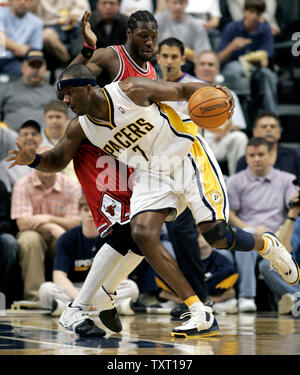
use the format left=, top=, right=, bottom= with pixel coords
left=102, top=286, right=116, bottom=306
left=179, top=306, right=213, bottom=325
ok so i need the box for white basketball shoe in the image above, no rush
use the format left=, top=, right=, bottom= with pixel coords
left=171, top=304, right=220, bottom=338
left=261, top=233, right=300, bottom=285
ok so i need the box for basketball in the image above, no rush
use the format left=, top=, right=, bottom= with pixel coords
left=188, top=86, right=230, bottom=129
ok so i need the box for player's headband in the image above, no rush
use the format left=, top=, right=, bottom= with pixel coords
left=57, top=78, right=98, bottom=91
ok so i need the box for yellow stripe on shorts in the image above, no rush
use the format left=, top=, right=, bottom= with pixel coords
left=190, top=137, right=226, bottom=220
left=158, top=103, right=198, bottom=138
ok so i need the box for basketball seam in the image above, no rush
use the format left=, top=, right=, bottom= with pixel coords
left=190, top=97, right=228, bottom=112
left=191, top=109, right=229, bottom=118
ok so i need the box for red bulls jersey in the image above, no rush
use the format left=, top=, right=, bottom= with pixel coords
left=111, top=45, right=157, bottom=82
left=73, top=140, right=133, bottom=237
left=74, top=47, right=156, bottom=236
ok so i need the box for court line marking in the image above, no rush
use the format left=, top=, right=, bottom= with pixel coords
left=0, top=321, right=197, bottom=350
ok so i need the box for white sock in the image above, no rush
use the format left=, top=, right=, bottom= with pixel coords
left=92, top=250, right=144, bottom=309
left=72, top=243, right=123, bottom=308
left=103, top=250, right=144, bottom=293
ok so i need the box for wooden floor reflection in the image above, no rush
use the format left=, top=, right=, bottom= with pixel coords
left=0, top=310, right=300, bottom=355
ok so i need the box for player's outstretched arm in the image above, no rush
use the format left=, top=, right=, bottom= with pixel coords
left=120, top=77, right=210, bottom=104
left=6, top=118, right=85, bottom=172
left=67, top=10, right=118, bottom=79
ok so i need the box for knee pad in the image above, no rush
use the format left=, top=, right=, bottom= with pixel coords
left=202, top=221, right=255, bottom=251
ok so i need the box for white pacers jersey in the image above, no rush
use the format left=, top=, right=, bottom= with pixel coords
left=79, top=81, right=229, bottom=224
left=79, top=81, right=198, bottom=172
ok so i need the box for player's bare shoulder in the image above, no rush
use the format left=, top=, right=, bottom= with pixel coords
left=89, top=46, right=121, bottom=79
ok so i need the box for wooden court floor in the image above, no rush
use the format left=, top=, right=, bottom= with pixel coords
left=0, top=310, right=300, bottom=356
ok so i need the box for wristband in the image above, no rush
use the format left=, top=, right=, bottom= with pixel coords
left=28, top=153, right=41, bottom=168
left=83, top=42, right=96, bottom=50
left=81, top=43, right=96, bottom=59
left=287, top=217, right=296, bottom=221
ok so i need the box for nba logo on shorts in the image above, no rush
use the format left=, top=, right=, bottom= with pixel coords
left=0, top=292, right=5, bottom=316
left=119, top=106, right=126, bottom=114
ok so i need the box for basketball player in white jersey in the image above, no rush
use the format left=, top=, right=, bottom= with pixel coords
left=7, top=65, right=299, bottom=338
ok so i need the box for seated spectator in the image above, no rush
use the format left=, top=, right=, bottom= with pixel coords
left=153, top=233, right=239, bottom=315
left=185, top=0, right=222, bottom=51
left=41, top=100, right=78, bottom=182
left=0, top=126, right=17, bottom=161
left=41, top=100, right=79, bottom=183
left=0, top=120, right=43, bottom=192
left=226, top=137, right=298, bottom=312
left=120, top=0, right=156, bottom=16
left=236, top=111, right=300, bottom=176
left=155, top=0, right=211, bottom=72
left=41, top=100, right=69, bottom=147
left=218, top=0, right=278, bottom=115
left=194, top=50, right=248, bottom=175
left=0, top=0, right=43, bottom=77
left=33, top=0, right=90, bottom=65
left=10, top=145, right=82, bottom=301
left=86, top=0, right=128, bottom=49
left=259, top=190, right=300, bottom=315
left=0, top=179, right=21, bottom=308
left=39, top=195, right=139, bottom=316
left=0, top=50, right=57, bottom=131
left=199, top=234, right=239, bottom=314
left=227, top=0, right=281, bottom=36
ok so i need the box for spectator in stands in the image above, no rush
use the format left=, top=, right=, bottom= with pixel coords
left=226, top=137, right=298, bottom=312
left=0, top=50, right=56, bottom=131
left=235, top=111, right=300, bottom=176
left=184, top=0, right=222, bottom=51
left=41, top=100, right=69, bottom=147
left=0, top=126, right=17, bottom=161
left=86, top=0, right=128, bottom=49
left=259, top=190, right=300, bottom=315
left=155, top=0, right=211, bottom=72
left=32, top=0, right=90, bottom=64
left=194, top=50, right=248, bottom=175
left=0, top=120, right=43, bottom=192
left=11, top=145, right=81, bottom=301
left=0, top=0, right=43, bottom=76
left=41, top=100, right=78, bottom=182
left=38, top=195, right=139, bottom=316
left=227, top=0, right=281, bottom=36
left=0, top=180, right=21, bottom=308
left=120, top=0, right=157, bottom=16
left=154, top=233, right=239, bottom=315
left=218, top=0, right=278, bottom=114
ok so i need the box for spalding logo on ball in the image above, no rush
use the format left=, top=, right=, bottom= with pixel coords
left=188, top=86, right=230, bottom=129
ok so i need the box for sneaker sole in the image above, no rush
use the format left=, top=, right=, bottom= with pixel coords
left=99, top=308, right=122, bottom=332
left=287, top=258, right=300, bottom=285
left=263, top=233, right=300, bottom=285
left=171, top=319, right=220, bottom=338
left=171, top=329, right=220, bottom=338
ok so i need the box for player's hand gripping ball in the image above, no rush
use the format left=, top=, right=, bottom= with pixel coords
left=188, top=86, right=231, bottom=129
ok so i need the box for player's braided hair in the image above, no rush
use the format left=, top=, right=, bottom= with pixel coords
left=127, top=10, right=157, bottom=31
